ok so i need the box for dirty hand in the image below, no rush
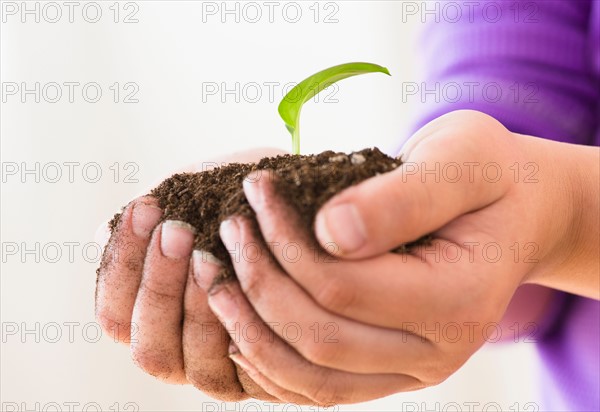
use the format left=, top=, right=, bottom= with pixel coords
left=198, top=110, right=598, bottom=404
left=94, top=148, right=289, bottom=402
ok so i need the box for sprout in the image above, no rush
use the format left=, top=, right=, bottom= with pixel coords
left=278, top=62, right=391, bottom=154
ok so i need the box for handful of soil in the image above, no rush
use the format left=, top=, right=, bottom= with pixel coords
left=107, top=147, right=427, bottom=279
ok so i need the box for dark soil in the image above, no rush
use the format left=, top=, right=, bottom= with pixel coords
left=107, top=148, right=429, bottom=280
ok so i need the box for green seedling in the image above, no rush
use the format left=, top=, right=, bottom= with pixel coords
left=278, top=62, right=391, bottom=154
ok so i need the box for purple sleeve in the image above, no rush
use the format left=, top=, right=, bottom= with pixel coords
left=404, top=2, right=600, bottom=410
left=401, top=0, right=599, bottom=149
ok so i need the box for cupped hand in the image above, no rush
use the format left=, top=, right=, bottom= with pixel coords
left=94, top=148, right=289, bottom=401
left=201, top=110, right=595, bottom=403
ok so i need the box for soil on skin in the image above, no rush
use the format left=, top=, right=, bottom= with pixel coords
left=107, top=148, right=429, bottom=280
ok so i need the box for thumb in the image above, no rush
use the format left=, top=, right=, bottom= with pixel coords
left=314, top=111, right=514, bottom=258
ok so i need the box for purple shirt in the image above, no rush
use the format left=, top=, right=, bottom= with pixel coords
left=405, top=1, right=599, bottom=410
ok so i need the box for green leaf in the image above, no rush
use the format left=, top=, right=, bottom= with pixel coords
left=278, top=62, right=391, bottom=154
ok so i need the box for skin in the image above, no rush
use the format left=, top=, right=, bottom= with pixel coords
left=95, top=148, right=287, bottom=401
left=95, top=110, right=599, bottom=404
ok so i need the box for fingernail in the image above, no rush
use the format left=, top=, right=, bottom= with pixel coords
left=316, top=203, right=366, bottom=254
left=219, top=218, right=240, bottom=250
left=208, top=286, right=239, bottom=322
left=160, top=220, right=196, bottom=259
left=192, top=250, right=222, bottom=291
left=230, top=353, right=258, bottom=375
left=131, top=202, right=163, bottom=239
left=229, top=340, right=240, bottom=356
left=243, top=173, right=264, bottom=208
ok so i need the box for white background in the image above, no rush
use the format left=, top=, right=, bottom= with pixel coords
left=2, top=1, right=539, bottom=411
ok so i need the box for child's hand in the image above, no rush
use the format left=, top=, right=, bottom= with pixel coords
left=196, top=110, right=598, bottom=404
left=94, top=148, right=290, bottom=402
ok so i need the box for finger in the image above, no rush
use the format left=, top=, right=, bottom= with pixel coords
left=220, top=217, right=436, bottom=377
left=233, top=364, right=281, bottom=402
left=130, top=220, right=195, bottom=384
left=186, top=252, right=304, bottom=403
left=182, top=251, right=248, bottom=401
left=244, top=173, right=494, bottom=330
left=95, top=196, right=162, bottom=343
left=183, top=252, right=277, bottom=402
left=205, top=280, right=423, bottom=405
left=313, top=111, right=513, bottom=258
left=229, top=343, right=323, bottom=405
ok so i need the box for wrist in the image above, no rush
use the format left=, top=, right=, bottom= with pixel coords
left=524, top=137, right=599, bottom=299
left=561, top=144, right=600, bottom=298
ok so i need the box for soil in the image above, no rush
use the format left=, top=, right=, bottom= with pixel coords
left=107, top=147, right=429, bottom=279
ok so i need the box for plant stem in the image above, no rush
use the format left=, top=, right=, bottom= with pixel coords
left=292, top=127, right=300, bottom=155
